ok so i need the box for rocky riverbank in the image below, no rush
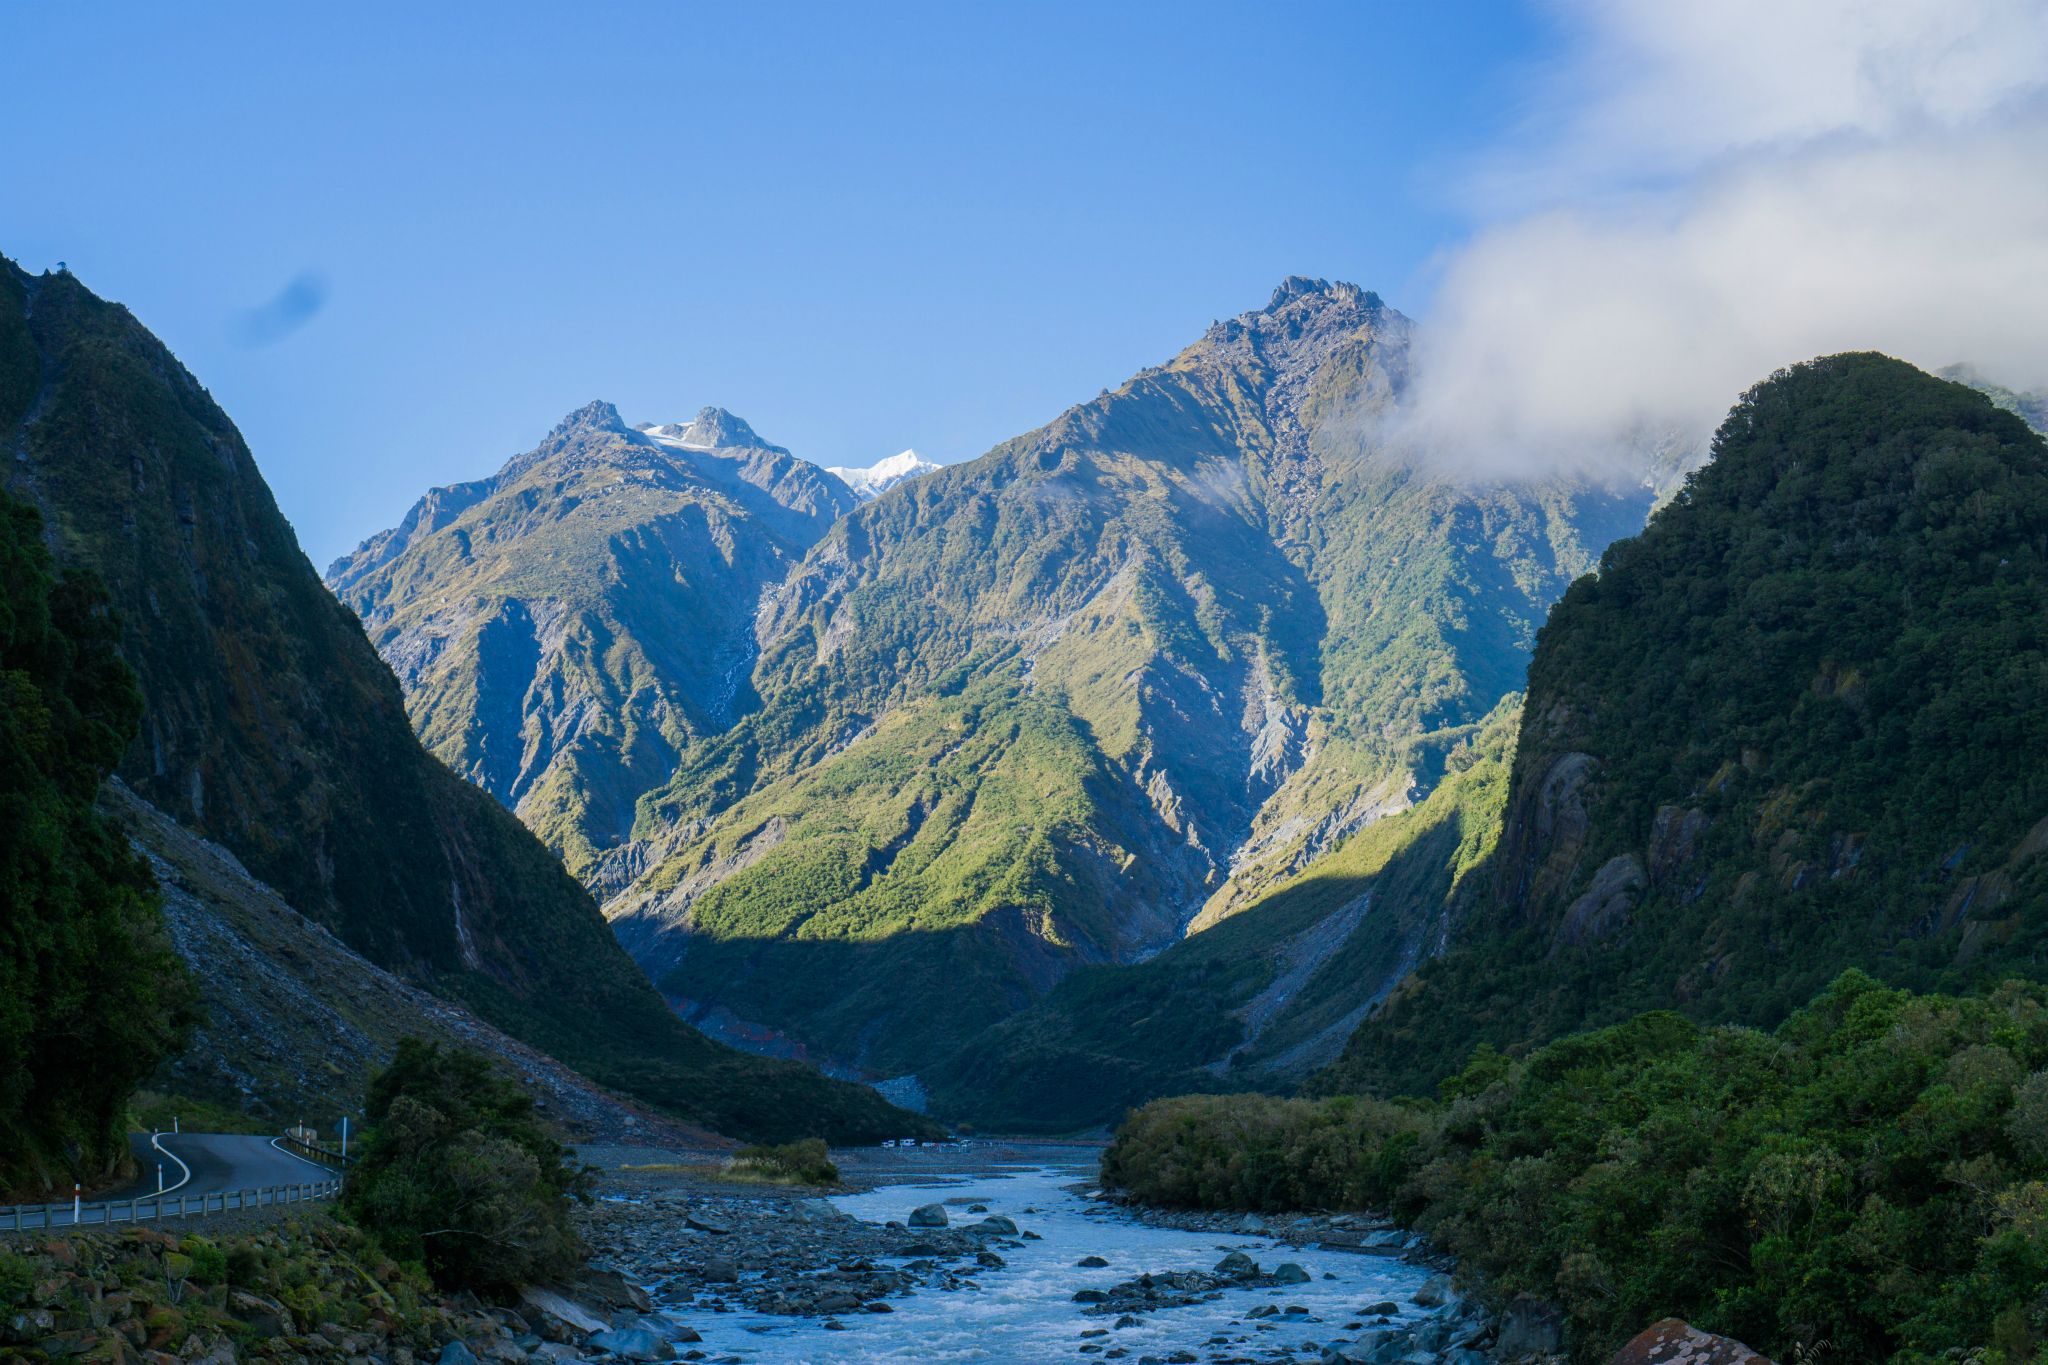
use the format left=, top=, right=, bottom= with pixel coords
left=564, top=1147, right=1519, bottom=1364
left=0, top=1216, right=545, bottom=1364
left=0, top=1148, right=1772, bottom=1365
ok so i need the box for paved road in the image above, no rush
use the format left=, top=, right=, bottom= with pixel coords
left=102, top=1132, right=333, bottom=1201
left=5, top=1134, right=339, bottom=1229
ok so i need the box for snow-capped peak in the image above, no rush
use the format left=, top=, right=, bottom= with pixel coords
left=826, top=449, right=941, bottom=501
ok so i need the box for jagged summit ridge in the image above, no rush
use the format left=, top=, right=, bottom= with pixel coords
left=641, top=406, right=776, bottom=452
left=550, top=398, right=629, bottom=439
left=1264, top=275, right=1379, bottom=312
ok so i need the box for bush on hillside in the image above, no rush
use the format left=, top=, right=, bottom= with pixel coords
left=1104, top=972, right=2048, bottom=1364
left=341, top=1039, right=591, bottom=1294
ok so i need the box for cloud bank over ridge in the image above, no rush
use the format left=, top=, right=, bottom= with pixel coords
left=1400, top=0, right=2048, bottom=476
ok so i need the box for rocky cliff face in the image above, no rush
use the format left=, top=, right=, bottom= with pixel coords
left=599, top=278, right=1661, bottom=1079
left=327, top=402, right=856, bottom=876
left=1324, top=353, right=2048, bottom=1096
left=0, top=256, right=911, bottom=1143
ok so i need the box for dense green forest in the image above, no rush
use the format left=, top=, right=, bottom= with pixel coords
left=0, top=487, right=193, bottom=1196
left=1327, top=354, right=2048, bottom=1097
left=1107, top=972, right=2048, bottom=1364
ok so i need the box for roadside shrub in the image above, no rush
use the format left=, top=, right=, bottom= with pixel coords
left=1103, top=973, right=2048, bottom=1364
left=0, top=1251, right=35, bottom=1307
left=340, top=1039, right=591, bottom=1294
left=179, top=1237, right=228, bottom=1285
left=729, top=1138, right=839, bottom=1185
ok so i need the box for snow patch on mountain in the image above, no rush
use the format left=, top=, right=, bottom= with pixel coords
left=826, top=449, right=941, bottom=501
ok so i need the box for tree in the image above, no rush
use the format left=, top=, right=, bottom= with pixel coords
left=341, top=1039, right=591, bottom=1293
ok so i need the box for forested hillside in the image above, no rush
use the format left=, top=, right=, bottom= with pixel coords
left=0, top=257, right=912, bottom=1143
left=0, top=484, right=192, bottom=1196
left=1325, top=354, right=2048, bottom=1097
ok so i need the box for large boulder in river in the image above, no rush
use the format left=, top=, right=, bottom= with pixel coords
left=1609, top=1319, right=1774, bottom=1364
left=968, top=1214, right=1018, bottom=1236
left=908, top=1203, right=949, bottom=1228
left=1214, top=1250, right=1259, bottom=1277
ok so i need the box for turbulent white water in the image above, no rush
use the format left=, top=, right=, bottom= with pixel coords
left=655, top=1164, right=1433, bottom=1363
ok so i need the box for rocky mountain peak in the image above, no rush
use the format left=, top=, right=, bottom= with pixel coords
left=1264, top=276, right=1379, bottom=313
left=647, top=406, right=768, bottom=451
left=547, top=399, right=629, bottom=441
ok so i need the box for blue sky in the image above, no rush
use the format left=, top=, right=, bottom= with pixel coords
left=4, top=2, right=1551, bottom=564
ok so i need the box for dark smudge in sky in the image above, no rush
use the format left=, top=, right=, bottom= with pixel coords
left=233, top=270, right=328, bottom=346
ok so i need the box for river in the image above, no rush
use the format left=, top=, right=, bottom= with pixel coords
left=642, top=1161, right=1436, bottom=1364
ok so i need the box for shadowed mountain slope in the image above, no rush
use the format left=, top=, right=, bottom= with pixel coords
left=0, top=256, right=913, bottom=1143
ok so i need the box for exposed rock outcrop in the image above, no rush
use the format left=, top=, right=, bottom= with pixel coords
left=1609, top=1319, right=1774, bottom=1365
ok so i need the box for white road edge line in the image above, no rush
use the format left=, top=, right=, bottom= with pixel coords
left=149, top=1131, right=192, bottom=1197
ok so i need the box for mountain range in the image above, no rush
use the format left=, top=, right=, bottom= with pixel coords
left=338, top=276, right=1686, bottom=1099
left=8, top=248, right=2043, bottom=1167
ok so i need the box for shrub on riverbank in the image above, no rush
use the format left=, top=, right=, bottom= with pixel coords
left=341, top=1039, right=592, bottom=1294
left=728, top=1138, right=840, bottom=1185
left=1103, top=972, right=2048, bottom=1364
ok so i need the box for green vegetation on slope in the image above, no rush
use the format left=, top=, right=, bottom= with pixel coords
left=327, top=404, right=854, bottom=879
left=0, top=257, right=912, bottom=1145
left=608, top=280, right=1657, bottom=1078
left=1327, top=354, right=2048, bottom=1098
left=1106, top=972, right=2048, bottom=1364
left=632, top=669, right=1187, bottom=1075
left=922, top=702, right=1515, bottom=1132
left=0, top=486, right=194, bottom=1197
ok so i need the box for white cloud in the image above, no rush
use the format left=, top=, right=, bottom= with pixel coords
left=1402, top=0, right=2048, bottom=475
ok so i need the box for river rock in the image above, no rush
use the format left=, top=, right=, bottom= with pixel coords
left=1609, top=1319, right=1775, bottom=1364
left=1412, top=1273, right=1453, bottom=1306
left=969, top=1215, right=1019, bottom=1236
left=1272, top=1262, right=1311, bottom=1285
left=1496, top=1294, right=1566, bottom=1358
left=1213, top=1251, right=1259, bottom=1277
left=908, top=1203, right=949, bottom=1228
left=439, top=1344, right=480, bottom=1365
left=587, top=1326, right=677, bottom=1360
left=1077, top=1256, right=1109, bottom=1268
left=700, top=1258, right=739, bottom=1284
